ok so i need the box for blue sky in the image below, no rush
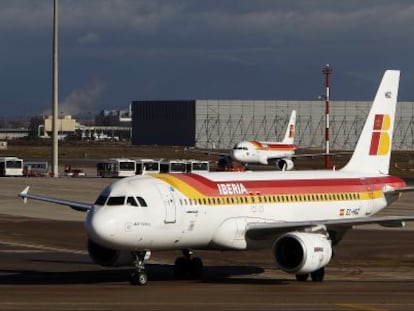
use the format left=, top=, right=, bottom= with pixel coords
left=2, top=0, right=414, bottom=117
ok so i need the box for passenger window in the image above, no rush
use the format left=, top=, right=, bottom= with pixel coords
left=107, top=196, right=125, bottom=206
left=127, top=197, right=138, bottom=207
left=136, top=197, right=148, bottom=207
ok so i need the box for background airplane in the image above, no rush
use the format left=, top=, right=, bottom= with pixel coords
left=20, top=70, right=414, bottom=286
left=231, top=110, right=297, bottom=169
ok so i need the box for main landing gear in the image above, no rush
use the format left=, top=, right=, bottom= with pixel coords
left=129, top=251, right=151, bottom=286
left=295, top=267, right=325, bottom=282
left=128, top=250, right=203, bottom=285
left=174, top=249, right=204, bottom=279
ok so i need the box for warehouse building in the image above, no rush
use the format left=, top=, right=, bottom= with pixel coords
left=131, top=100, right=414, bottom=150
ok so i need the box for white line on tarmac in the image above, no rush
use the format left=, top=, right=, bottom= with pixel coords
left=0, top=240, right=87, bottom=255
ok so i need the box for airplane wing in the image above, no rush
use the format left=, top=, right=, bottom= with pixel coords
left=18, top=186, right=93, bottom=212
left=246, top=215, right=414, bottom=240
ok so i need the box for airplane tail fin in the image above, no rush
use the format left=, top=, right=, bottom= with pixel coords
left=282, top=110, right=296, bottom=144
left=341, top=70, right=400, bottom=175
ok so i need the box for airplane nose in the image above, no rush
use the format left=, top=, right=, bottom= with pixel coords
left=231, top=150, right=240, bottom=160
left=86, top=207, right=117, bottom=247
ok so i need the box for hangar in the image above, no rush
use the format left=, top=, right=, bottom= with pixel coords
left=131, top=100, right=414, bottom=150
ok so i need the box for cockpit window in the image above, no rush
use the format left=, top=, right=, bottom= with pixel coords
left=94, top=195, right=108, bottom=206
left=127, top=196, right=138, bottom=206
left=107, top=196, right=125, bottom=206
left=232, top=145, right=247, bottom=150
left=136, top=196, right=148, bottom=207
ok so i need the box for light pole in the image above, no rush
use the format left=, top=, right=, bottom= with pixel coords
left=52, top=0, right=59, bottom=177
left=322, top=64, right=332, bottom=169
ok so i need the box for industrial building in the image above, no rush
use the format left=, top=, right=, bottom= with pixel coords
left=31, top=112, right=131, bottom=141
left=131, top=100, right=414, bottom=150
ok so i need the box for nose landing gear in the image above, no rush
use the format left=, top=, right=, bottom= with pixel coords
left=129, top=251, right=151, bottom=286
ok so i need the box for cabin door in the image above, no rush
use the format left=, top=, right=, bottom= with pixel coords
left=156, top=184, right=177, bottom=224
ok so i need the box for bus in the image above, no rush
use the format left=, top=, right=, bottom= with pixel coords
left=0, top=157, right=24, bottom=177
left=160, top=160, right=187, bottom=173
left=185, top=160, right=210, bottom=173
left=23, top=161, right=49, bottom=177
left=97, top=158, right=136, bottom=178
left=135, top=159, right=160, bottom=175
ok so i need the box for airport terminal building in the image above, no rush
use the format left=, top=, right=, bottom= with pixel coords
left=131, top=100, right=414, bottom=150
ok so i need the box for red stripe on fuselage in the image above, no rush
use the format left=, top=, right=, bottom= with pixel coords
left=168, top=173, right=405, bottom=197
left=251, top=141, right=297, bottom=150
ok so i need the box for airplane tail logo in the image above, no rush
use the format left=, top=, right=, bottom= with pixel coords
left=282, top=110, right=296, bottom=144
left=289, top=124, right=295, bottom=139
left=369, top=114, right=391, bottom=156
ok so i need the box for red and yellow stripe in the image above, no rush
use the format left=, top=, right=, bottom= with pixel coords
left=250, top=141, right=297, bottom=152
left=153, top=173, right=405, bottom=204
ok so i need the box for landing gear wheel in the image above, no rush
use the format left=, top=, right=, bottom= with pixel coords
left=129, top=251, right=151, bottom=286
left=189, top=257, right=203, bottom=279
left=129, top=271, right=148, bottom=286
left=295, top=273, right=309, bottom=282
left=310, top=267, right=325, bottom=282
left=174, top=257, right=190, bottom=279
left=174, top=250, right=204, bottom=280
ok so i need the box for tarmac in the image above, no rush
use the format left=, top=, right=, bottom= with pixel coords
left=1, top=175, right=414, bottom=310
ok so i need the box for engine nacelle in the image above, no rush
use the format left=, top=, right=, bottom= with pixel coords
left=87, top=239, right=135, bottom=267
left=273, top=232, right=332, bottom=274
left=277, top=158, right=294, bottom=170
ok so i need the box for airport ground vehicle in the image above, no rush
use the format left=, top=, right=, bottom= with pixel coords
left=185, top=160, right=209, bottom=173
left=0, top=156, right=23, bottom=176
left=96, top=158, right=136, bottom=178
left=160, top=160, right=187, bottom=173
left=23, top=161, right=49, bottom=177
left=135, top=159, right=160, bottom=175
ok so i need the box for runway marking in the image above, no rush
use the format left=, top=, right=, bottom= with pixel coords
left=337, top=303, right=388, bottom=311
left=0, top=249, right=46, bottom=254
left=0, top=240, right=87, bottom=255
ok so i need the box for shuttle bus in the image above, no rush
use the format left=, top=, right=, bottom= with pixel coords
left=135, top=159, right=160, bottom=175
left=23, top=161, right=49, bottom=177
left=96, top=158, right=136, bottom=178
left=0, top=157, right=23, bottom=177
left=160, top=160, right=187, bottom=173
left=186, top=160, right=210, bottom=173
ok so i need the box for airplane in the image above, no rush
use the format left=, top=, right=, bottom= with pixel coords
left=231, top=110, right=297, bottom=169
left=19, top=70, right=414, bottom=286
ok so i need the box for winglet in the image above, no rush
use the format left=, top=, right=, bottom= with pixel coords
left=19, top=186, right=30, bottom=204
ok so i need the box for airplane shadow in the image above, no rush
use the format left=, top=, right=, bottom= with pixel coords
left=0, top=263, right=287, bottom=285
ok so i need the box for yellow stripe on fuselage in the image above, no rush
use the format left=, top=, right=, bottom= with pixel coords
left=153, top=174, right=205, bottom=198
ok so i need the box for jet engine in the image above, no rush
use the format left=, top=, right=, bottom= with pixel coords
left=273, top=232, right=332, bottom=274
left=87, top=239, right=135, bottom=267
left=277, top=158, right=294, bottom=171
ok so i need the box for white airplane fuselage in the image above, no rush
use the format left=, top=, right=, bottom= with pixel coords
left=86, top=170, right=405, bottom=252
left=231, top=141, right=297, bottom=165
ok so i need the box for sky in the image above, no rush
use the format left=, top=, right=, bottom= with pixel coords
left=2, top=0, right=414, bottom=117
